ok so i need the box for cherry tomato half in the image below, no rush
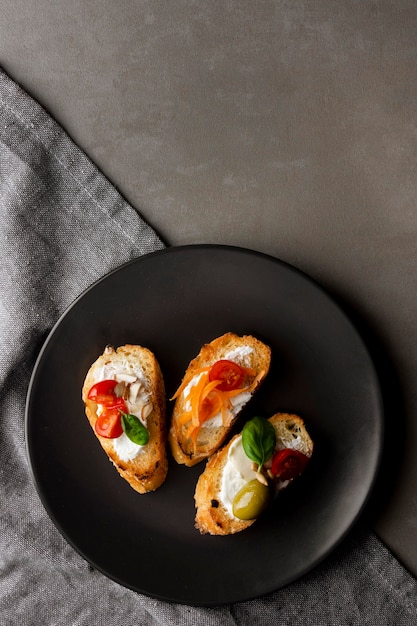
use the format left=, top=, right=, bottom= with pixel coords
left=105, top=397, right=127, bottom=413
left=87, top=379, right=118, bottom=405
left=271, top=448, right=309, bottom=481
left=95, top=408, right=124, bottom=438
left=208, top=360, right=244, bottom=392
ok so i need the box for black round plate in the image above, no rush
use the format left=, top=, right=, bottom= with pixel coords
left=25, top=245, right=383, bottom=605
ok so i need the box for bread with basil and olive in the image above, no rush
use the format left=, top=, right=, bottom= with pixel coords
left=82, top=344, right=168, bottom=493
left=168, top=332, right=271, bottom=467
left=194, top=413, right=313, bottom=535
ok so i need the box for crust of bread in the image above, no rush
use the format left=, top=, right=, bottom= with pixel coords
left=168, top=332, right=271, bottom=467
left=82, top=344, right=168, bottom=493
left=194, top=413, right=313, bottom=535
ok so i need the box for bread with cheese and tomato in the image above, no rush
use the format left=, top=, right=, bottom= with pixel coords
left=168, top=332, right=271, bottom=467
left=194, top=412, right=313, bottom=535
left=82, top=344, right=168, bottom=493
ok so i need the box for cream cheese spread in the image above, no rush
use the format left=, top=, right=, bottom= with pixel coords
left=113, top=432, right=143, bottom=462
left=222, top=345, right=253, bottom=367
left=219, top=435, right=258, bottom=517
left=95, top=360, right=152, bottom=462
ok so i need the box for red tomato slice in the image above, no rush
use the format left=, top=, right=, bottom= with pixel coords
left=271, top=448, right=309, bottom=481
left=95, top=408, right=123, bottom=438
left=105, top=397, right=127, bottom=412
left=208, top=360, right=244, bottom=392
left=87, top=380, right=118, bottom=405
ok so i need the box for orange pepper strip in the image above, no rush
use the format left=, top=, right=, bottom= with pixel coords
left=186, top=386, right=233, bottom=450
left=210, top=388, right=228, bottom=426
left=191, top=427, right=200, bottom=453
left=178, top=367, right=267, bottom=447
left=199, top=391, right=223, bottom=424
left=170, top=366, right=211, bottom=401
left=189, top=372, right=210, bottom=428
left=186, top=418, right=203, bottom=453
left=241, top=366, right=257, bottom=377
left=177, top=379, right=207, bottom=427
left=177, top=410, right=193, bottom=425
left=199, top=379, right=223, bottom=406
left=185, top=383, right=224, bottom=449
left=221, top=370, right=266, bottom=398
left=191, top=370, right=266, bottom=438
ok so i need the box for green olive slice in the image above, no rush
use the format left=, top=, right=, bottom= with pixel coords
left=232, top=479, right=270, bottom=520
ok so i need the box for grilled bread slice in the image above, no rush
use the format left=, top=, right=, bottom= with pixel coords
left=194, top=413, right=313, bottom=535
left=168, top=332, right=271, bottom=467
left=82, top=344, right=168, bottom=493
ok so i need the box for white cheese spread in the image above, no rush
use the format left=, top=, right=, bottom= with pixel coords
left=223, top=345, right=253, bottom=367
left=95, top=360, right=152, bottom=462
left=219, top=435, right=258, bottom=517
left=113, top=432, right=144, bottom=462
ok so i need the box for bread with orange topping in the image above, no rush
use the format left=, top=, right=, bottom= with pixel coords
left=168, top=332, right=271, bottom=467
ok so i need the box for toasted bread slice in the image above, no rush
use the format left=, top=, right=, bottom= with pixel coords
left=168, top=332, right=271, bottom=466
left=82, top=344, right=168, bottom=493
left=194, top=413, right=313, bottom=535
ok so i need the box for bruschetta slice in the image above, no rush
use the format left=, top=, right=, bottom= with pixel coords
left=82, top=344, right=168, bottom=493
left=194, top=413, right=313, bottom=535
left=169, top=332, right=271, bottom=466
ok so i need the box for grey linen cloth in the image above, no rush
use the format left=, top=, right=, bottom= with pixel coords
left=1, top=67, right=417, bottom=626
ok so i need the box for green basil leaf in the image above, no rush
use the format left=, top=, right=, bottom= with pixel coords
left=242, top=416, right=276, bottom=470
left=120, top=412, right=150, bottom=445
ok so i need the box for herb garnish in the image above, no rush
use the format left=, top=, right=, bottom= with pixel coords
left=120, top=412, right=150, bottom=445
left=242, top=416, right=276, bottom=471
